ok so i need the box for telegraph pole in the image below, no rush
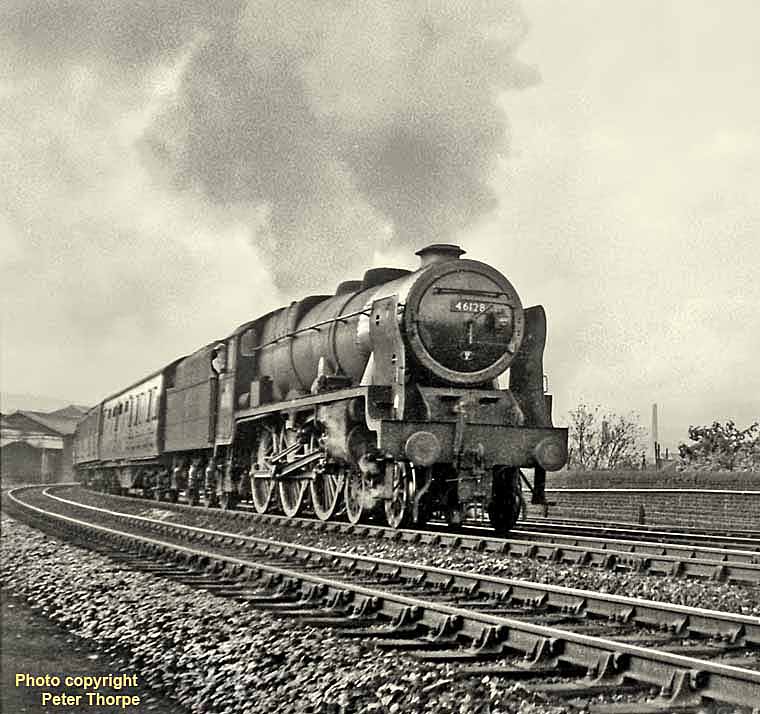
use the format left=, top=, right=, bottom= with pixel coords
left=651, top=403, right=661, bottom=470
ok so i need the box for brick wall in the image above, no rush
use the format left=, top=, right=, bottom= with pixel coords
left=527, top=470, right=760, bottom=530
left=545, top=469, right=760, bottom=490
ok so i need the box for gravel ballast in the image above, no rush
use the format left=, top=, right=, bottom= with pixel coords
left=2, top=514, right=574, bottom=714
left=57, top=487, right=760, bottom=618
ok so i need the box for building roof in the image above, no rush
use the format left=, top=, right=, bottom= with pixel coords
left=47, top=405, right=90, bottom=419
left=8, top=408, right=87, bottom=436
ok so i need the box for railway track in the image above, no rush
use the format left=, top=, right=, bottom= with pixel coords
left=6, top=485, right=760, bottom=711
left=516, top=516, right=760, bottom=552
left=58, top=485, right=760, bottom=585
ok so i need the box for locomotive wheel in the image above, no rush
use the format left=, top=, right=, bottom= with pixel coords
left=219, top=491, right=236, bottom=511
left=384, top=462, right=412, bottom=529
left=278, top=478, right=309, bottom=518
left=310, top=470, right=345, bottom=521
left=345, top=470, right=369, bottom=524
left=488, top=467, right=523, bottom=535
left=251, top=427, right=277, bottom=514
left=415, top=495, right=433, bottom=527
left=277, top=424, right=315, bottom=518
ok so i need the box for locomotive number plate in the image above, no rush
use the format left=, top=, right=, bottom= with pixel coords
left=450, top=299, right=493, bottom=313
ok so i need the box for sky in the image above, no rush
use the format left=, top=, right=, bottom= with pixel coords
left=1, top=1, right=758, bottom=450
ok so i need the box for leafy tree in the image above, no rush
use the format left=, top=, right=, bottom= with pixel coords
left=678, top=420, right=760, bottom=471
left=566, top=403, right=646, bottom=471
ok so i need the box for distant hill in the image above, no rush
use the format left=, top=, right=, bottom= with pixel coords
left=0, top=392, right=90, bottom=415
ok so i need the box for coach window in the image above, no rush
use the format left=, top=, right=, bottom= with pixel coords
left=211, top=343, right=227, bottom=375
left=240, top=328, right=257, bottom=356
left=227, top=337, right=237, bottom=371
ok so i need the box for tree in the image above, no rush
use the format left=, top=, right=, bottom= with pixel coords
left=678, top=420, right=760, bottom=471
left=566, top=403, right=647, bottom=471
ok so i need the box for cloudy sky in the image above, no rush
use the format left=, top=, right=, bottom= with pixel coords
left=1, top=1, right=758, bottom=449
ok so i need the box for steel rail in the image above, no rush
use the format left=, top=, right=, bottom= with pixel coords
left=35, top=487, right=760, bottom=646
left=54, top=485, right=760, bottom=583
left=6, top=485, right=760, bottom=709
left=518, top=517, right=760, bottom=549
left=63, top=483, right=760, bottom=553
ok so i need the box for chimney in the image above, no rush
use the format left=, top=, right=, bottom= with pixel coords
left=415, top=243, right=465, bottom=267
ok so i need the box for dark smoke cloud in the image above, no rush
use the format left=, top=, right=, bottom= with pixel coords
left=2, top=0, right=537, bottom=293
left=146, top=0, right=538, bottom=289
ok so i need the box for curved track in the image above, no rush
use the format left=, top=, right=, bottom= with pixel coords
left=516, top=516, right=760, bottom=551
left=63, top=485, right=760, bottom=584
left=5, top=485, right=760, bottom=711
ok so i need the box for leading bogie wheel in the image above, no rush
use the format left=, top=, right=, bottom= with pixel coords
left=488, top=467, right=522, bottom=535
left=219, top=491, right=236, bottom=511
left=384, top=462, right=412, bottom=529
left=344, top=470, right=369, bottom=524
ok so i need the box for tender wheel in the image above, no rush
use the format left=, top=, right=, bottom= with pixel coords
left=167, top=488, right=179, bottom=504
left=251, top=427, right=277, bottom=513
left=188, top=489, right=200, bottom=507
left=310, top=470, right=345, bottom=521
left=203, top=491, right=219, bottom=508
left=344, top=470, right=369, bottom=525
left=384, top=463, right=412, bottom=529
left=488, top=467, right=522, bottom=535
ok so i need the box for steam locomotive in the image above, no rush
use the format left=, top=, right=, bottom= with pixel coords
left=74, top=244, right=567, bottom=533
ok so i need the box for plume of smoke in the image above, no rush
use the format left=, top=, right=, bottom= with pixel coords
left=3, top=0, right=537, bottom=292
left=147, top=0, right=538, bottom=290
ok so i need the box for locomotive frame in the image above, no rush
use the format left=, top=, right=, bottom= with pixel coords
left=74, top=244, right=568, bottom=533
